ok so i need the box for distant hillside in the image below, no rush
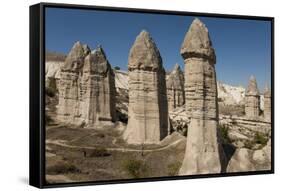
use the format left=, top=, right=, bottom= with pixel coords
left=46, top=51, right=66, bottom=62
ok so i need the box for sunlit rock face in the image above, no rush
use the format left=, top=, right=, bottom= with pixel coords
left=166, top=63, right=185, bottom=112
left=123, top=30, right=169, bottom=144
left=179, top=18, right=225, bottom=175
left=263, top=85, right=271, bottom=122
left=245, top=75, right=260, bottom=118
left=57, top=41, right=89, bottom=123
left=57, top=42, right=116, bottom=126
left=79, top=47, right=116, bottom=126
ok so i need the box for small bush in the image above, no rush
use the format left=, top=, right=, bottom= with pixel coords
left=244, top=132, right=268, bottom=149
left=114, top=66, right=120, bottom=70
left=122, top=159, right=147, bottom=178
left=254, top=132, right=268, bottom=146
left=167, top=162, right=181, bottom=176
left=46, top=161, right=80, bottom=175
left=88, top=147, right=110, bottom=157
left=219, top=124, right=231, bottom=144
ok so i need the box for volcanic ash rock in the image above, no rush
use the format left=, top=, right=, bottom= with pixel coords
left=79, top=47, right=116, bottom=126
left=123, top=30, right=169, bottom=144
left=179, top=18, right=225, bottom=175
left=57, top=41, right=89, bottom=122
left=245, top=75, right=260, bottom=118
left=263, top=85, right=271, bottom=122
left=166, top=63, right=185, bottom=112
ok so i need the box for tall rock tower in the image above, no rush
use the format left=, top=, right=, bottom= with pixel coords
left=57, top=41, right=89, bottom=122
left=263, top=84, right=271, bottom=122
left=123, top=30, right=169, bottom=144
left=166, top=63, right=185, bottom=112
left=179, top=18, right=225, bottom=175
left=79, top=46, right=116, bottom=126
left=245, top=75, right=260, bottom=118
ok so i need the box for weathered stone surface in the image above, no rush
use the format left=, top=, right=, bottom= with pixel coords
left=123, top=30, right=169, bottom=144
left=245, top=76, right=260, bottom=118
left=166, top=63, right=185, bottom=112
left=57, top=42, right=116, bottom=126
left=227, top=148, right=255, bottom=172
left=263, top=85, right=271, bottom=122
left=79, top=47, right=116, bottom=126
left=179, top=18, right=225, bottom=175
left=57, top=41, right=88, bottom=122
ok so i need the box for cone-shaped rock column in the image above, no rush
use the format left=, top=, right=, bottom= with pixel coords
left=123, top=30, right=169, bottom=144
left=166, top=63, right=185, bottom=112
left=57, top=41, right=89, bottom=122
left=179, top=18, right=225, bottom=175
left=263, top=84, right=271, bottom=121
left=79, top=46, right=116, bottom=126
left=245, top=75, right=260, bottom=118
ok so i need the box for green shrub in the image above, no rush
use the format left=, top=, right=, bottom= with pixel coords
left=167, top=162, right=181, bottom=176
left=254, top=132, right=268, bottom=146
left=219, top=124, right=231, bottom=144
left=122, top=159, right=147, bottom=178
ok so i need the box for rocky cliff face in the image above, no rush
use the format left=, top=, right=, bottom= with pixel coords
left=79, top=47, right=116, bottom=126
left=166, top=63, right=185, bottom=112
left=179, top=18, right=225, bottom=175
left=56, top=42, right=116, bottom=127
left=123, top=30, right=169, bottom=144
left=57, top=41, right=89, bottom=123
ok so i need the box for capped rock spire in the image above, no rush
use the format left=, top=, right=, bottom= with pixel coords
left=181, top=18, right=216, bottom=63
left=128, top=30, right=163, bottom=71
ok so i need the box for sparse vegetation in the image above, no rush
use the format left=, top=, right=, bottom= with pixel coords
left=219, top=104, right=245, bottom=116
left=167, top=162, right=181, bottom=176
left=254, top=132, right=268, bottom=146
left=244, top=132, right=268, bottom=149
left=47, top=161, right=81, bottom=175
left=219, top=124, right=232, bottom=144
left=122, top=159, right=148, bottom=178
left=88, top=147, right=110, bottom=157
left=114, top=66, right=121, bottom=70
left=46, top=51, right=66, bottom=62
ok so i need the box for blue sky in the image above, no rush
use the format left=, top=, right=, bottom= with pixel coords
left=45, top=7, right=272, bottom=89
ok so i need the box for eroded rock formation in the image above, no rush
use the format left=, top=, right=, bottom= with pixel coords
left=245, top=76, right=260, bottom=118
left=57, top=42, right=116, bottom=126
left=166, top=63, right=185, bottom=112
left=123, top=30, right=169, bottom=144
left=57, top=41, right=89, bottom=122
left=263, top=85, right=271, bottom=121
left=79, top=46, right=116, bottom=126
left=179, top=18, right=225, bottom=175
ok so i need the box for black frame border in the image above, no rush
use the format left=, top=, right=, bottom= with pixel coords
left=29, top=2, right=275, bottom=189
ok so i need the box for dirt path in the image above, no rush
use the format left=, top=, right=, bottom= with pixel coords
left=46, top=138, right=184, bottom=153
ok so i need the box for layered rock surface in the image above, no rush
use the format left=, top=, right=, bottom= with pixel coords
left=57, top=41, right=88, bottom=122
left=263, top=85, right=271, bottom=121
left=79, top=47, right=116, bottom=125
left=166, top=63, right=185, bottom=112
left=123, top=30, right=169, bottom=144
left=245, top=76, right=260, bottom=118
left=179, top=18, right=225, bottom=175
left=57, top=42, right=116, bottom=126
